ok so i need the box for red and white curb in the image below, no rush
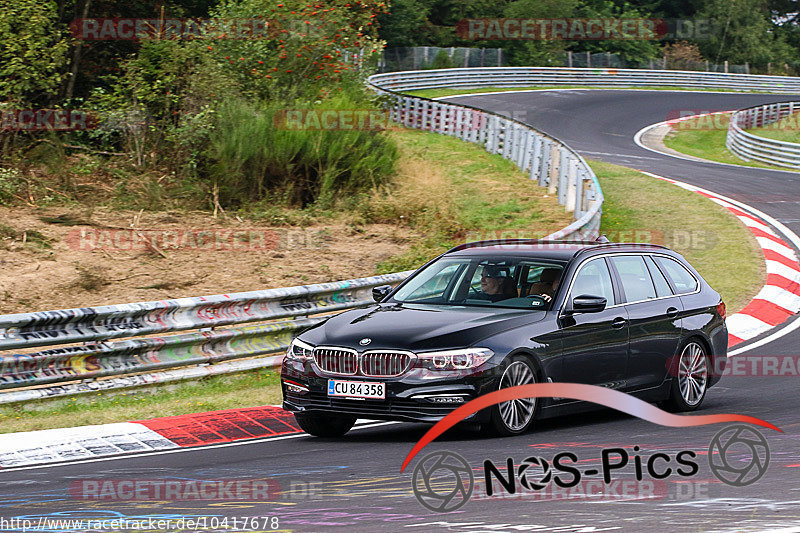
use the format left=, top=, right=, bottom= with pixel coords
left=0, top=406, right=302, bottom=469
left=639, top=171, right=800, bottom=347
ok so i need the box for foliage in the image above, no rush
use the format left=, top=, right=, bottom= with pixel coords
left=206, top=96, right=399, bottom=208
left=0, top=0, right=70, bottom=105
left=697, top=0, right=795, bottom=66
left=567, top=0, right=661, bottom=64
left=209, top=0, right=389, bottom=102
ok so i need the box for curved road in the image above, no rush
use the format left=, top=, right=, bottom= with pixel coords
left=2, top=91, right=800, bottom=533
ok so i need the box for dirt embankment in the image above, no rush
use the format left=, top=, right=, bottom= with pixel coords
left=0, top=207, right=415, bottom=314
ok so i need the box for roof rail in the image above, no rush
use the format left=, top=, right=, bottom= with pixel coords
left=446, top=239, right=602, bottom=254
left=572, top=242, right=670, bottom=258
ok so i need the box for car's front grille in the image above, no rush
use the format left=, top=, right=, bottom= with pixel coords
left=313, top=347, right=358, bottom=375
left=286, top=392, right=457, bottom=419
left=361, top=351, right=412, bottom=377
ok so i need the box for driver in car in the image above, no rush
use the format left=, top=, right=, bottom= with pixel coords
left=479, top=266, right=516, bottom=302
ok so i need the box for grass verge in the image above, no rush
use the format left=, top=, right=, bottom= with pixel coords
left=747, top=110, right=800, bottom=143
left=662, top=114, right=800, bottom=171
left=592, top=158, right=765, bottom=313
left=0, top=368, right=282, bottom=434
left=369, top=128, right=574, bottom=272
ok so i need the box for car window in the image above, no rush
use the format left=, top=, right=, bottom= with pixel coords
left=654, top=256, right=698, bottom=294
left=610, top=255, right=657, bottom=303
left=393, top=261, right=463, bottom=301
left=645, top=256, right=673, bottom=298
left=392, top=256, right=567, bottom=310
left=569, top=258, right=614, bottom=305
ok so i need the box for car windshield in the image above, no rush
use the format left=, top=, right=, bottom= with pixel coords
left=391, top=256, right=567, bottom=310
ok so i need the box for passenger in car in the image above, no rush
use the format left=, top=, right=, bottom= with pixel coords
left=527, top=267, right=561, bottom=301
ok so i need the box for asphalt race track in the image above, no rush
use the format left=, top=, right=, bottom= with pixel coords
left=2, top=90, right=800, bottom=533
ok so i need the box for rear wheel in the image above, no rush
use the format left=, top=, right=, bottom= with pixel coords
left=294, top=412, right=356, bottom=437
left=665, top=340, right=709, bottom=412
left=487, top=358, right=539, bottom=436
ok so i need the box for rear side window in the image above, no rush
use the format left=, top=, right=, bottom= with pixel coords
left=645, top=256, right=673, bottom=298
left=609, top=255, right=656, bottom=303
left=654, top=256, right=698, bottom=294
left=569, top=258, right=615, bottom=305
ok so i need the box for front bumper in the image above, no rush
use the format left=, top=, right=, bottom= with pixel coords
left=281, top=359, right=499, bottom=424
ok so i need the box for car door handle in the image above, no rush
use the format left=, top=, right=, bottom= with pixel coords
left=611, top=317, right=627, bottom=329
left=666, top=307, right=679, bottom=318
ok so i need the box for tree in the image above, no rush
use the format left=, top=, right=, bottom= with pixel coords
left=698, top=0, right=794, bottom=66
left=0, top=0, right=70, bottom=105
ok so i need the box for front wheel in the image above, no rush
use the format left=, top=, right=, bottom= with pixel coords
left=487, top=358, right=539, bottom=436
left=294, top=412, right=356, bottom=437
left=665, top=340, right=710, bottom=412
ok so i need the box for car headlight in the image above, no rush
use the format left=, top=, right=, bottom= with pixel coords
left=416, top=348, right=494, bottom=371
left=286, top=338, right=315, bottom=361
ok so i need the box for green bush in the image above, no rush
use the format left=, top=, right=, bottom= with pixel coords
left=206, top=96, right=398, bottom=208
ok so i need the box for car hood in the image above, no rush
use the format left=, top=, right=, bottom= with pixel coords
left=300, top=303, right=547, bottom=352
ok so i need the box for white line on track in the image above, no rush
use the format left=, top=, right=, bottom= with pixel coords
left=0, top=420, right=401, bottom=473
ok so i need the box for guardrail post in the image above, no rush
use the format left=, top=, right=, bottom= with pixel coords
left=476, top=112, right=487, bottom=144
left=565, top=158, right=578, bottom=214
left=574, top=168, right=585, bottom=219
left=529, top=136, right=541, bottom=180
left=521, top=131, right=533, bottom=170
left=402, top=97, right=412, bottom=127
left=539, top=139, right=551, bottom=187
left=455, top=108, right=464, bottom=139
left=510, top=124, right=520, bottom=163
left=557, top=149, right=568, bottom=204
left=547, top=143, right=559, bottom=194
left=503, top=122, right=515, bottom=160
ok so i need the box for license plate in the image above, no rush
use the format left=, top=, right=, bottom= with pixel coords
left=328, top=379, right=385, bottom=400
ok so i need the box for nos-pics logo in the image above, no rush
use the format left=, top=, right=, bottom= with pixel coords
left=411, top=424, right=770, bottom=512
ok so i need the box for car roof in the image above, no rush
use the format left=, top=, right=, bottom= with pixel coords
left=445, top=240, right=671, bottom=261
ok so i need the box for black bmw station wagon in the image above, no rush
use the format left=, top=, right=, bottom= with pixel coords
left=281, top=240, right=728, bottom=437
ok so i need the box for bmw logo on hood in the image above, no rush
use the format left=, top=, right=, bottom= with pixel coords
left=359, top=338, right=372, bottom=346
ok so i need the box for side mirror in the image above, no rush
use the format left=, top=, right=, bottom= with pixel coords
left=372, top=285, right=393, bottom=302
left=571, top=294, right=607, bottom=313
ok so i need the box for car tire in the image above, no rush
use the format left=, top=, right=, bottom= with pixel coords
left=486, top=356, right=540, bottom=436
left=294, top=412, right=357, bottom=437
left=664, top=339, right=710, bottom=412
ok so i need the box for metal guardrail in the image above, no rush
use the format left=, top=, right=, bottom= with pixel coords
left=0, top=272, right=412, bottom=399
left=726, top=101, right=800, bottom=169
left=367, top=74, right=604, bottom=241
left=368, top=67, right=800, bottom=93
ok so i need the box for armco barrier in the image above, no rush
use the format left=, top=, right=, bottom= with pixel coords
left=367, top=67, right=800, bottom=93
left=367, top=72, right=604, bottom=240
left=726, top=101, right=800, bottom=169
left=0, top=272, right=411, bottom=401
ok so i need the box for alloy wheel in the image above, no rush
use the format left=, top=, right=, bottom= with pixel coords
left=498, top=361, right=537, bottom=431
left=678, top=342, right=708, bottom=406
